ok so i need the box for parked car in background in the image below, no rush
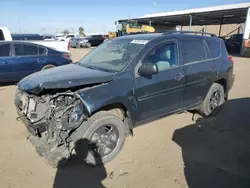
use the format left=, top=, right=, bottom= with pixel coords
left=14, top=31, right=234, bottom=166
left=43, top=35, right=56, bottom=40
left=225, top=34, right=243, bottom=53
left=11, top=34, right=44, bottom=40
left=0, top=41, right=71, bottom=83
left=56, top=34, right=76, bottom=42
left=69, top=37, right=91, bottom=48
left=0, top=27, right=69, bottom=53
left=87, top=35, right=105, bottom=46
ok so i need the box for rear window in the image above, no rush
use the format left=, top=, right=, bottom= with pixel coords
left=231, top=34, right=243, bottom=39
left=206, top=39, right=221, bottom=58
left=0, top=43, right=10, bottom=57
left=66, top=35, right=75, bottom=38
left=180, top=38, right=206, bottom=64
left=75, top=38, right=82, bottom=41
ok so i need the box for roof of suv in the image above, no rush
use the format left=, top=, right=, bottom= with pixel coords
left=118, top=31, right=218, bottom=41
left=117, top=33, right=162, bottom=40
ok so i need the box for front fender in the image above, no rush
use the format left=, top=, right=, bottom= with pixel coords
left=76, top=72, right=137, bottom=125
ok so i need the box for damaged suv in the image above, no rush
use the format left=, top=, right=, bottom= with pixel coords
left=15, top=31, right=234, bottom=166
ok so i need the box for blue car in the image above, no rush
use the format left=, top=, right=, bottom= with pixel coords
left=0, top=41, right=72, bottom=83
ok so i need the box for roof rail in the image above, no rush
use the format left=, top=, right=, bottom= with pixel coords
left=162, top=31, right=217, bottom=37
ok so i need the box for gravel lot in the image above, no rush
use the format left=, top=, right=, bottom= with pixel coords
left=0, top=48, right=250, bottom=188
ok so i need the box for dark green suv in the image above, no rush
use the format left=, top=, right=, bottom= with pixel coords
left=15, top=31, right=234, bottom=166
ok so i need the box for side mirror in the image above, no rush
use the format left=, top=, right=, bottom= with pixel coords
left=138, top=63, right=158, bottom=75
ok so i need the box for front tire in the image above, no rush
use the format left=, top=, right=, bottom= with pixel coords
left=198, top=83, right=225, bottom=116
left=75, top=111, right=126, bottom=165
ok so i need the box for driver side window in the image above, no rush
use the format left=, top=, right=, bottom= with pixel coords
left=142, top=42, right=178, bottom=71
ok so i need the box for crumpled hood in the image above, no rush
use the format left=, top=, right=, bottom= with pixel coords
left=18, top=64, right=115, bottom=95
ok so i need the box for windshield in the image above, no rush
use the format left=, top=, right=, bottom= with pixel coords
left=128, top=21, right=137, bottom=28
left=78, top=38, right=147, bottom=72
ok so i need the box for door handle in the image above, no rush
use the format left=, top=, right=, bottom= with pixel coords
left=175, top=73, right=184, bottom=81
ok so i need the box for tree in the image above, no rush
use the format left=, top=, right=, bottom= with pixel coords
left=62, top=29, right=69, bottom=35
left=79, top=27, right=85, bottom=37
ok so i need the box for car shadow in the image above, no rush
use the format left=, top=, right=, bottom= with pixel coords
left=172, top=98, right=250, bottom=188
left=53, top=138, right=107, bottom=188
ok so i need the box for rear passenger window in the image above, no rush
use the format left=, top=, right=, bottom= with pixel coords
left=39, top=47, right=47, bottom=55
left=14, top=44, right=38, bottom=56
left=0, top=44, right=10, bottom=57
left=23, top=44, right=38, bottom=55
left=143, top=42, right=178, bottom=71
left=181, top=38, right=206, bottom=64
left=206, top=39, right=221, bottom=58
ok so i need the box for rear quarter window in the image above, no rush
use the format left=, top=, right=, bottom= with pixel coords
left=39, top=47, right=47, bottom=55
left=206, top=39, right=221, bottom=58
left=180, top=38, right=206, bottom=64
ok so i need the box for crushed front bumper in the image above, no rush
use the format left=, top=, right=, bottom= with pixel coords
left=15, top=91, right=71, bottom=167
left=16, top=106, right=47, bottom=135
left=16, top=107, right=71, bottom=167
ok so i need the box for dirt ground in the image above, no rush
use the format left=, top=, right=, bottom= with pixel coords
left=1, top=48, right=250, bottom=188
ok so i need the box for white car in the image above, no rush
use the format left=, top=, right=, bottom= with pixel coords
left=56, top=34, right=76, bottom=42
left=69, top=37, right=91, bottom=48
left=0, top=27, right=69, bottom=53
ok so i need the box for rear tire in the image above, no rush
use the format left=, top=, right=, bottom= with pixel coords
left=41, top=64, right=55, bottom=71
left=198, top=83, right=225, bottom=116
left=75, top=111, right=126, bottom=165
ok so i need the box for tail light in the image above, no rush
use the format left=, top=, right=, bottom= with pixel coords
left=67, top=43, right=70, bottom=50
left=62, top=53, right=71, bottom=60
left=228, top=56, right=234, bottom=65
left=244, top=39, right=250, bottom=48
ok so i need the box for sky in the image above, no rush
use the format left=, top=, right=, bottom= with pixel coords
left=0, top=0, right=249, bottom=34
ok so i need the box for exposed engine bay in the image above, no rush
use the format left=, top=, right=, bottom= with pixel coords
left=15, top=89, right=87, bottom=167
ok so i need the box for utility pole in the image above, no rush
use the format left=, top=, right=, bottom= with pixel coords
left=18, top=20, right=22, bottom=33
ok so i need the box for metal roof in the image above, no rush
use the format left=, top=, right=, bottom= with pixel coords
left=140, top=3, right=250, bottom=18
left=119, top=3, right=250, bottom=26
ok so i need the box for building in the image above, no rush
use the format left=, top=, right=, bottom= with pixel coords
left=119, top=3, right=250, bottom=38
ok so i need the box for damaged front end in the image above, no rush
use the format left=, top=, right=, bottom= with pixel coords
left=15, top=88, right=88, bottom=167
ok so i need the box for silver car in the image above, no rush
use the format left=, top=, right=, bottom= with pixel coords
left=69, top=37, right=91, bottom=48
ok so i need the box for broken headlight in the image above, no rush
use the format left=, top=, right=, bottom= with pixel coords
left=54, top=95, right=86, bottom=130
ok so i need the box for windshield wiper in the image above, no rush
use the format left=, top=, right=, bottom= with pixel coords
left=80, top=64, right=96, bottom=70
left=80, top=64, right=116, bottom=73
